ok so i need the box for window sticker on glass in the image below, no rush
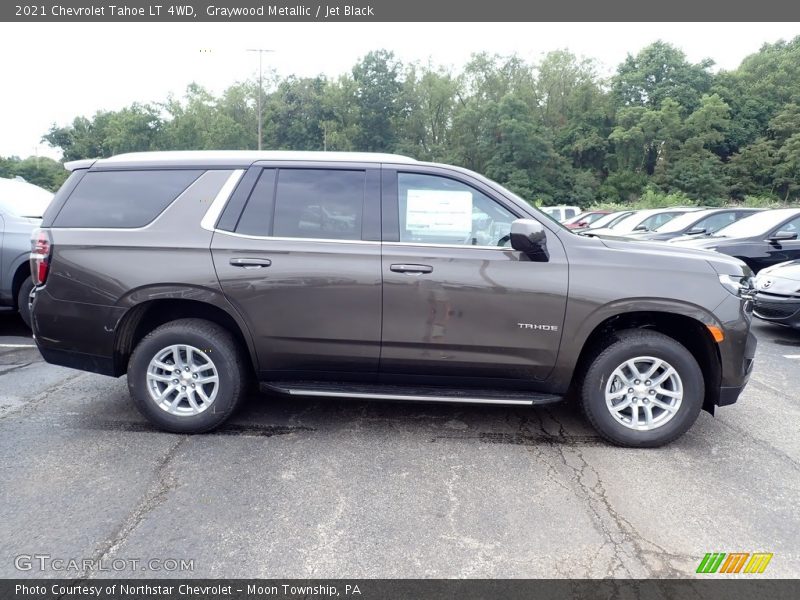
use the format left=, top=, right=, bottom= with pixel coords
left=406, top=189, right=473, bottom=236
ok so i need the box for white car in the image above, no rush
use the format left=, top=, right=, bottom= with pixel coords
left=584, top=207, right=703, bottom=238
left=0, top=177, right=53, bottom=327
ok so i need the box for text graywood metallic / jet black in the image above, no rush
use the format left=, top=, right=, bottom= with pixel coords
left=29, top=151, right=757, bottom=446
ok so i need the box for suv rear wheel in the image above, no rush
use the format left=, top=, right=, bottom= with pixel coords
left=580, top=330, right=704, bottom=447
left=128, top=318, right=246, bottom=433
left=17, top=276, right=34, bottom=329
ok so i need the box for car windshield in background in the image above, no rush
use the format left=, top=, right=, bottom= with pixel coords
left=608, top=211, right=662, bottom=233
left=589, top=211, right=631, bottom=229
left=713, top=209, right=798, bottom=238
left=655, top=211, right=703, bottom=233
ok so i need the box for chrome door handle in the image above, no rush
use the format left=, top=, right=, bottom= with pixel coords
left=390, top=264, right=433, bottom=274
left=230, top=257, right=272, bottom=268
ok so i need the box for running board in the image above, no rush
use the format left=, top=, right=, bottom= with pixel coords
left=259, top=381, right=562, bottom=406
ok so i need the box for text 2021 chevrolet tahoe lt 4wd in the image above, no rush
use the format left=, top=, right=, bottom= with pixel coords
left=30, top=151, right=757, bottom=446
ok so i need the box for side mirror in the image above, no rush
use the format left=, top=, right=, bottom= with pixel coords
left=687, top=227, right=707, bottom=235
left=633, top=224, right=648, bottom=231
left=769, top=231, right=798, bottom=242
left=510, top=219, right=549, bottom=261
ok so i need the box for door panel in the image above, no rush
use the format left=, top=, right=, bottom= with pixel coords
left=380, top=242, right=568, bottom=381
left=211, top=165, right=382, bottom=378
left=212, top=235, right=382, bottom=374
left=379, top=169, right=568, bottom=383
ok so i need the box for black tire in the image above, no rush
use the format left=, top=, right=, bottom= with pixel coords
left=17, top=276, right=34, bottom=329
left=580, top=329, right=704, bottom=448
left=127, top=318, right=246, bottom=433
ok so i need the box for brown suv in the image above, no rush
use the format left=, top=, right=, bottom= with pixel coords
left=30, top=151, right=757, bottom=446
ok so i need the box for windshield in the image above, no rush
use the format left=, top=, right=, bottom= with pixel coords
left=590, top=212, right=626, bottom=228
left=655, top=211, right=704, bottom=233
left=589, top=211, right=631, bottom=229
left=713, top=210, right=798, bottom=238
left=608, top=211, right=653, bottom=232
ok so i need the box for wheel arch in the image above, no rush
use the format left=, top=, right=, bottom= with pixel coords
left=566, top=308, right=722, bottom=415
left=11, top=257, right=32, bottom=309
left=112, top=296, right=258, bottom=377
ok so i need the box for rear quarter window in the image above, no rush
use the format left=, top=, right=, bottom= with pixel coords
left=52, top=169, right=203, bottom=228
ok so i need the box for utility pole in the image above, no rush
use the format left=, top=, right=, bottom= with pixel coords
left=246, top=48, right=274, bottom=150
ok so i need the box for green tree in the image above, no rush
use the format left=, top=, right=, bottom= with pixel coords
left=351, top=50, right=402, bottom=152
left=612, top=41, right=714, bottom=114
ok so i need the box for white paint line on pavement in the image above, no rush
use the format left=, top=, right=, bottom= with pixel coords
left=783, top=354, right=800, bottom=359
left=0, top=344, right=35, bottom=348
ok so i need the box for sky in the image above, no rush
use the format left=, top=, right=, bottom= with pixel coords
left=1, top=22, right=798, bottom=159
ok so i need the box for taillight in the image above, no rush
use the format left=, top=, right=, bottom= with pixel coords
left=30, top=229, right=51, bottom=286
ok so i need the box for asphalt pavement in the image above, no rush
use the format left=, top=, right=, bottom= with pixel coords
left=1, top=309, right=798, bottom=578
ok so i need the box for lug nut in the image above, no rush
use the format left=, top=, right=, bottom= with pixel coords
left=649, top=390, right=655, bottom=395
left=185, top=366, right=190, bottom=372
left=191, top=383, right=196, bottom=388
left=645, top=380, right=651, bottom=386
left=174, top=369, right=180, bottom=375
left=172, top=378, right=179, bottom=384
left=628, top=387, right=634, bottom=393
left=181, top=385, right=186, bottom=391
left=192, top=373, right=198, bottom=379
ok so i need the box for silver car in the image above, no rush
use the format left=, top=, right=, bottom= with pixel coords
left=0, top=177, right=53, bottom=327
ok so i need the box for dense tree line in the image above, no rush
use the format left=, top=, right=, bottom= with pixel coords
left=5, top=38, right=800, bottom=205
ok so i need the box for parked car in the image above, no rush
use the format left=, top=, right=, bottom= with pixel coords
left=31, top=151, right=756, bottom=447
left=752, top=260, right=800, bottom=329
left=540, top=205, right=581, bottom=222
left=670, top=208, right=800, bottom=273
left=624, top=208, right=763, bottom=242
left=562, top=210, right=611, bottom=229
left=0, top=177, right=53, bottom=327
left=584, top=207, right=703, bottom=238
left=573, top=210, right=636, bottom=233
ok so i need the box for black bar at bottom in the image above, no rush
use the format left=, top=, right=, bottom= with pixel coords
left=3, top=579, right=799, bottom=600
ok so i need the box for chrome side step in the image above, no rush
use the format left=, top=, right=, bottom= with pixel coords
left=260, top=381, right=562, bottom=406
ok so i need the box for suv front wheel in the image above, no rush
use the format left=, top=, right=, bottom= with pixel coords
left=580, top=330, right=704, bottom=447
left=128, top=318, right=246, bottom=433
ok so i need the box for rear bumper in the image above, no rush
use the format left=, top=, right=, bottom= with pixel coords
left=32, top=287, right=124, bottom=377
left=37, top=346, right=115, bottom=376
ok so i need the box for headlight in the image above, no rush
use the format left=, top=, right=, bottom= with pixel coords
left=719, top=274, right=755, bottom=298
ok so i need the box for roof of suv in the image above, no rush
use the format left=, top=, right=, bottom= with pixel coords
left=65, top=151, right=418, bottom=171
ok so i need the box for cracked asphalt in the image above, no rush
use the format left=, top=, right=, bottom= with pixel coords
left=1, top=310, right=798, bottom=579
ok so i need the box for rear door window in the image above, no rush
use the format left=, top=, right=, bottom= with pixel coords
left=53, top=169, right=202, bottom=228
left=272, top=169, right=365, bottom=240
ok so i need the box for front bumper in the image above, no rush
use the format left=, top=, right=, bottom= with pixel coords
left=711, top=290, right=757, bottom=407
left=753, top=292, right=800, bottom=328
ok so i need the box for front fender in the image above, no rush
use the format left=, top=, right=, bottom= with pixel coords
left=549, top=297, right=723, bottom=391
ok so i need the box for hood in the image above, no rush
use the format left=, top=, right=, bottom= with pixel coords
left=579, top=228, right=635, bottom=240
left=599, top=237, right=750, bottom=276
left=624, top=231, right=675, bottom=241
left=757, top=260, right=800, bottom=282
left=669, top=235, right=734, bottom=249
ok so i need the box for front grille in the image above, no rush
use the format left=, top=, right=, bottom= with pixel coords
left=754, top=298, right=800, bottom=320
